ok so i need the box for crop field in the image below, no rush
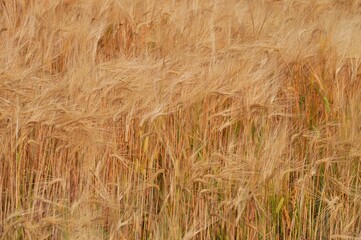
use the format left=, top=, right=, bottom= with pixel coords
left=1, top=0, right=361, bottom=239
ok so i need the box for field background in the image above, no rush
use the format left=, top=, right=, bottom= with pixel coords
left=1, top=0, right=361, bottom=239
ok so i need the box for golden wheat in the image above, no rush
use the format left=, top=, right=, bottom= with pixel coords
left=1, top=0, right=361, bottom=239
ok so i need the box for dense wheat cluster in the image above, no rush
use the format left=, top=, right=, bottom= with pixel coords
left=1, top=0, right=361, bottom=239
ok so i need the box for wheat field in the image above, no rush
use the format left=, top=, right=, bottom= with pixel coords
left=1, top=0, right=361, bottom=239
